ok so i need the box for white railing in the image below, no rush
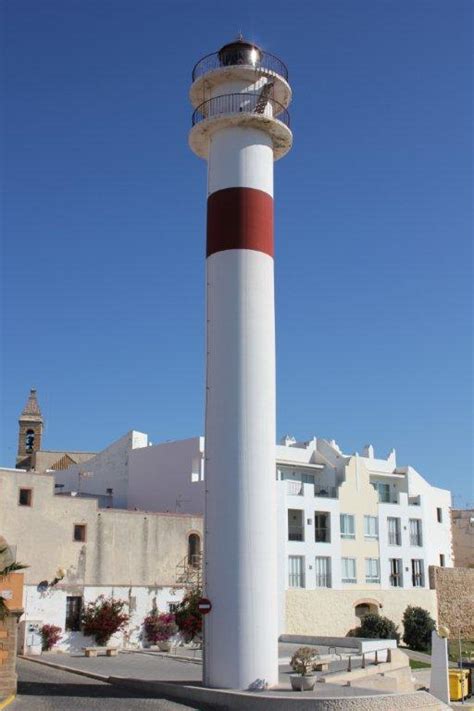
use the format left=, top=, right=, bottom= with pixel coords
left=287, top=481, right=303, bottom=496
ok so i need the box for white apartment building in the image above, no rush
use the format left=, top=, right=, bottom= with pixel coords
left=29, top=430, right=452, bottom=636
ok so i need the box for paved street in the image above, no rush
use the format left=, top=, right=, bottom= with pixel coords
left=12, top=658, right=206, bottom=710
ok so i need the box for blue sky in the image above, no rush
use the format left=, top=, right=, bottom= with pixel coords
left=1, top=0, right=472, bottom=504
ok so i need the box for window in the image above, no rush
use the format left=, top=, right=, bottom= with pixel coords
left=73, top=524, right=86, bottom=542
left=439, top=554, right=445, bottom=567
left=18, top=488, right=32, bottom=506
left=365, top=558, right=380, bottom=583
left=288, top=509, right=304, bottom=541
left=25, top=429, right=35, bottom=452
left=288, top=556, right=305, bottom=588
left=409, top=519, right=422, bottom=546
left=372, top=481, right=391, bottom=503
left=188, top=533, right=201, bottom=567
left=65, top=596, right=82, bottom=631
left=387, top=517, right=401, bottom=546
left=314, top=512, right=331, bottom=543
left=341, top=557, right=357, bottom=583
left=389, top=558, right=403, bottom=587
left=340, top=514, right=355, bottom=539
left=411, top=559, right=424, bottom=587
left=315, top=557, right=331, bottom=588
left=364, top=516, right=378, bottom=539
left=437, top=507, right=443, bottom=523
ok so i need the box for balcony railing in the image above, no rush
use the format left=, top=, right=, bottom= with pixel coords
left=315, top=484, right=338, bottom=499
left=192, top=93, right=290, bottom=128
left=315, top=574, right=331, bottom=588
left=288, top=526, right=304, bottom=542
left=287, top=481, right=303, bottom=496
left=192, top=50, right=288, bottom=82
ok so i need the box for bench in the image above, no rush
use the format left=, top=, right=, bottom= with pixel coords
left=83, top=647, right=118, bottom=658
left=313, top=662, right=329, bottom=672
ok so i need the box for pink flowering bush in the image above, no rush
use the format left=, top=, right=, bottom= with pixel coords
left=82, top=596, right=129, bottom=646
left=41, top=624, right=62, bottom=651
left=143, top=612, right=177, bottom=644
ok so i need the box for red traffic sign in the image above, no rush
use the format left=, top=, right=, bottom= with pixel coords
left=198, top=597, right=212, bottom=615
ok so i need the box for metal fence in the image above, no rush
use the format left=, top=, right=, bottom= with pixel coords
left=192, top=93, right=290, bottom=128
left=192, top=50, right=288, bottom=82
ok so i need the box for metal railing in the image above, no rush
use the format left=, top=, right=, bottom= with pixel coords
left=192, top=50, right=288, bottom=82
left=175, top=552, right=202, bottom=589
left=288, top=526, right=304, bottom=542
left=315, top=573, right=332, bottom=588
left=346, top=647, right=392, bottom=672
left=315, top=484, right=338, bottom=498
left=192, top=93, right=290, bottom=128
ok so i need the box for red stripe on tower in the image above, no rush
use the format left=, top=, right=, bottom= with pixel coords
left=207, top=187, right=273, bottom=258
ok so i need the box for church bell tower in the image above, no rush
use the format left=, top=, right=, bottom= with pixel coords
left=16, top=388, right=43, bottom=469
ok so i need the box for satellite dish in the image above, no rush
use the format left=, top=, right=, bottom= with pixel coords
left=37, top=580, right=48, bottom=593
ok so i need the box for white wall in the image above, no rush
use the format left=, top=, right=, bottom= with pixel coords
left=22, top=584, right=185, bottom=652
left=128, top=437, right=204, bottom=514
left=55, top=431, right=148, bottom=509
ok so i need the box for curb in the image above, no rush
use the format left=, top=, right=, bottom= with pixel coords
left=18, top=655, right=110, bottom=683
left=19, top=655, right=450, bottom=710
left=122, top=649, right=202, bottom=665
left=0, top=696, right=15, bottom=710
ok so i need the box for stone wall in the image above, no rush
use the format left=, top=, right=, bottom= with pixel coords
left=451, top=509, right=474, bottom=568
left=0, top=613, right=20, bottom=699
left=286, top=587, right=438, bottom=637
left=429, top=565, right=474, bottom=639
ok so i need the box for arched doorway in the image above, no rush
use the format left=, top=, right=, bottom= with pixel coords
left=188, top=533, right=201, bottom=568
left=354, top=598, right=382, bottom=620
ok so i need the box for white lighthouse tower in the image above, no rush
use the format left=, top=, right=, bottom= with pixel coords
left=189, top=38, right=292, bottom=690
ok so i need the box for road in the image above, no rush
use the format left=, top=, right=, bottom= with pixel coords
left=12, top=658, right=206, bottom=710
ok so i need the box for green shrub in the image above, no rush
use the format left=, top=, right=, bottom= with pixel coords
left=355, top=613, right=400, bottom=642
left=174, top=588, right=202, bottom=642
left=402, top=606, right=435, bottom=652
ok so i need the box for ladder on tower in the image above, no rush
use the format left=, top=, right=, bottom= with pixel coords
left=253, top=82, right=274, bottom=114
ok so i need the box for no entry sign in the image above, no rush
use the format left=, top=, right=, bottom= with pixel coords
left=198, top=597, right=212, bottom=615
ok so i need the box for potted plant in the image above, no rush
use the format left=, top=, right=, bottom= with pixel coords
left=143, top=612, right=178, bottom=651
left=82, top=596, right=129, bottom=647
left=290, top=646, right=319, bottom=691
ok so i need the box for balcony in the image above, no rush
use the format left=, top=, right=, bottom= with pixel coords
left=288, top=526, right=304, bottom=542
left=287, top=480, right=303, bottom=496
left=192, top=49, right=289, bottom=82
left=314, top=484, right=338, bottom=499
left=315, top=573, right=331, bottom=588
left=192, top=93, right=290, bottom=129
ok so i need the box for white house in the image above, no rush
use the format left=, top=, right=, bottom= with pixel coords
left=50, top=431, right=452, bottom=637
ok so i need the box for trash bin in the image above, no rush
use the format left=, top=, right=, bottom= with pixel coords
left=459, top=662, right=474, bottom=698
left=449, top=669, right=469, bottom=701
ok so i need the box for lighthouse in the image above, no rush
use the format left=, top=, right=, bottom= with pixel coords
left=189, top=38, right=292, bottom=689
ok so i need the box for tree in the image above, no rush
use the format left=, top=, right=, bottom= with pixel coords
left=0, top=542, right=28, bottom=620
left=82, top=596, right=129, bottom=646
left=174, top=588, right=202, bottom=642
left=402, top=606, right=436, bottom=652
left=355, top=613, right=400, bottom=642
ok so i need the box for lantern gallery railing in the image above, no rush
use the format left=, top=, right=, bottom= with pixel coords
left=192, top=92, right=290, bottom=128
left=192, top=49, right=288, bottom=82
